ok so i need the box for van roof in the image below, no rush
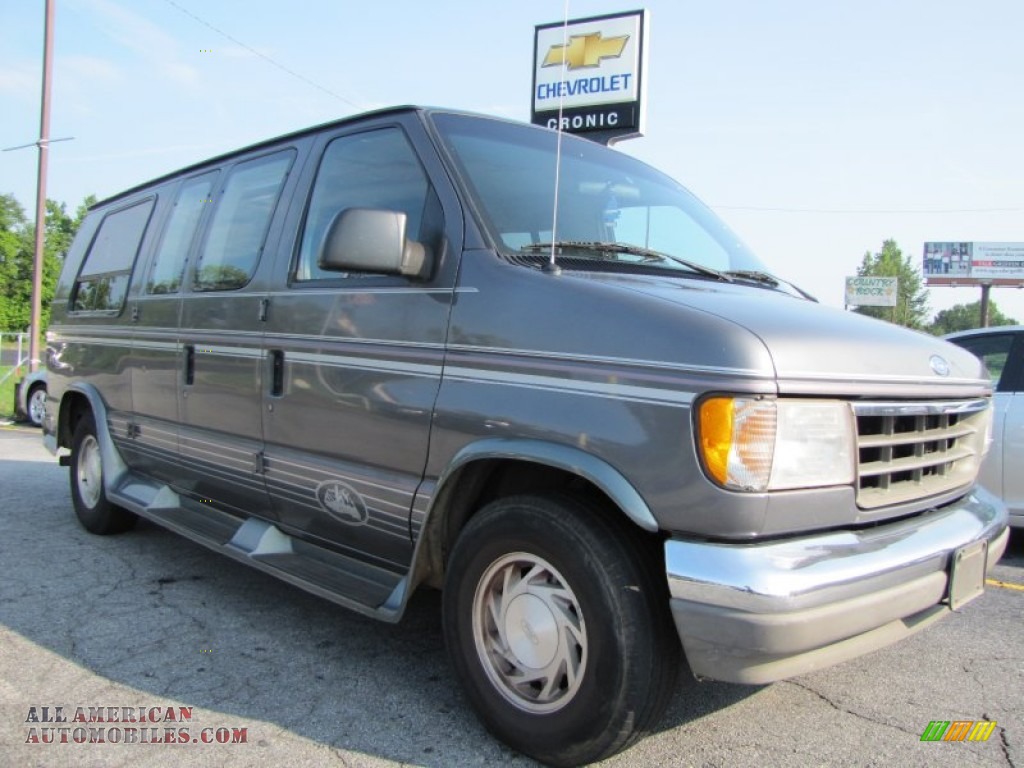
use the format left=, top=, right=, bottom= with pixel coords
left=91, top=105, right=440, bottom=209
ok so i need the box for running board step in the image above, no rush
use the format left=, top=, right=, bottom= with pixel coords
left=107, top=474, right=407, bottom=621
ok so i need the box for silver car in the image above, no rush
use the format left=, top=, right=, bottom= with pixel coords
left=14, top=370, right=47, bottom=428
left=946, top=326, right=1024, bottom=529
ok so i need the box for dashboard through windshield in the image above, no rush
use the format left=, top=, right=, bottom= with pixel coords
left=432, top=113, right=768, bottom=276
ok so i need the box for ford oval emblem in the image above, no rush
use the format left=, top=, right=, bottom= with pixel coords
left=929, top=355, right=950, bottom=377
left=316, top=480, right=368, bottom=526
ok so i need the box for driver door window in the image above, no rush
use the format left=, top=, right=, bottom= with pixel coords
left=295, top=128, right=434, bottom=281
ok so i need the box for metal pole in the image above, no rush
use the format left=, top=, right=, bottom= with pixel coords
left=29, top=0, right=55, bottom=373
left=979, top=284, right=991, bottom=328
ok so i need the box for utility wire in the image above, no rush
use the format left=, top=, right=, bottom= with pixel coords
left=713, top=205, right=1022, bottom=214
left=152, top=2, right=1024, bottom=218
left=160, top=0, right=361, bottom=109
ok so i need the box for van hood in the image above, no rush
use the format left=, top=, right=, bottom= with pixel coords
left=594, top=274, right=990, bottom=398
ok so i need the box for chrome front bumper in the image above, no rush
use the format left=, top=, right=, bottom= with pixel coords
left=665, top=488, right=1009, bottom=685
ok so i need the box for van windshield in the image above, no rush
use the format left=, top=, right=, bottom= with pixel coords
left=432, top=113, right=769, bottom=276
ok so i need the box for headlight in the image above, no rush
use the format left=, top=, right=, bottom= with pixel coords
left=697, top=397, right=855, bottom=491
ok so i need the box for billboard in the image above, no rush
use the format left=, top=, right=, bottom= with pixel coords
left=845, top=276, right=898, bottom=307
left=532, top=10, right=648, bottom=143
left=923, top=242, right=1024, bottom=286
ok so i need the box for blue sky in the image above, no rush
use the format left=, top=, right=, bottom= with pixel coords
left=2, top=0, right=1022, bottom=319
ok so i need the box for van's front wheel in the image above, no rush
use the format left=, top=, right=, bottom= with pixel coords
left=69, top=413, right=136, bottom=535
left=442, top=494, right=678, bottom=767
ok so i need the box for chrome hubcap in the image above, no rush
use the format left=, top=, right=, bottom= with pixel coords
left=472, top=552, right=586, bottom=713
left=77, top=435, right=102, bottom=509
left=29, top=390, right=46, bottom=424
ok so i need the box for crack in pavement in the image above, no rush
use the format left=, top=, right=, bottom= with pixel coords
left=787, top=681, right=1008, bottom=766
left=783, top=679, right=924, bottom=739
left=984, top=711, right=1017, bottom=768
left=1000, top=728, right=1017, bottom=768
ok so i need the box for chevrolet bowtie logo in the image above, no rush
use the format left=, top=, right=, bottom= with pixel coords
left=543, top=32, right=629, bottom=70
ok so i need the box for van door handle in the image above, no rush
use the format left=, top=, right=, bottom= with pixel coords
left=184, top=345, right=195, bottom=386
left=270, top=350, right=284, bottom=396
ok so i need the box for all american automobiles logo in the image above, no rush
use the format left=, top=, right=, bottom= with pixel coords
left=24, top=705, right=248, bottom=746
left=920, top=719, right=998, bottom=742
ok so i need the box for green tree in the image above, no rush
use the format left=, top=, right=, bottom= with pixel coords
left=0, top=194, right=31, bottom=331
left=926, top=300, right=1018, bottom=335
left=196, top=264, right=250, bottom=291
left=853, top=239, right=929, bottom=329
left=0, top=193, right=94, bottom=332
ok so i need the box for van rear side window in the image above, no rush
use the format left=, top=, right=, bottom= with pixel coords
left=73, top=198, right=154, bottom=312
left=147, top=173, right=217, bottom=294
left=194, top=150, right=294, bottom=291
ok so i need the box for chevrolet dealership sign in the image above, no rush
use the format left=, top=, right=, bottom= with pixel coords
left=532, top=10, right=648, bottom=143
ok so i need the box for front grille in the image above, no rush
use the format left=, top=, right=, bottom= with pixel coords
left=853, top=399, right=990, bottom=509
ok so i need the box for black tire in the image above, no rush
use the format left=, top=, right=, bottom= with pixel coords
left=69, top=413, right=136, bottom=535
left=26, top=384, right=46, bottom=428
left=443, top=494, right=679, bottom=766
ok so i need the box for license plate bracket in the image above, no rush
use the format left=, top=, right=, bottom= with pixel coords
left=949, top=539, right=988, bottom=611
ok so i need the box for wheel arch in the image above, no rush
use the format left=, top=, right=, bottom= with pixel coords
left=410, top=439, right=660, bottom=591
left=13, top=371, right=46, bottom=421
left=55, top=383, right=130, bottom=496
left=56, top=384, right=104, bottom=449
left=25, top=380, right=47, bottom=422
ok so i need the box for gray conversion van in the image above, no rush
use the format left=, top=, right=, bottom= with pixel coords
left=44, top=107, right=1008, bottom=766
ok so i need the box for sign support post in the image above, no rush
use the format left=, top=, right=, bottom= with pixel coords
left=980, top=284, right=991, bottom=328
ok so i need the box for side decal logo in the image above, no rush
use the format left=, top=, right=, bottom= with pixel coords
left=316, top=481, right=369, bottom=526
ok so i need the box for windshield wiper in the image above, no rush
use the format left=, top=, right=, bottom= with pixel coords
left=521, top=241, right=734, bottom=282
left=724, top=270, right=818, bottom=302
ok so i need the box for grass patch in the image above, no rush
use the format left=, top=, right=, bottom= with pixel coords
left=2, top=334, right=31, bottom=420
left=0, top=367, right=21, bottom=420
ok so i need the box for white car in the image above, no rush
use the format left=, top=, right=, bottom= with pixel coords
left=946, top=326, right=1024, bottom=529
left=14, top=370, right=47, bottom=428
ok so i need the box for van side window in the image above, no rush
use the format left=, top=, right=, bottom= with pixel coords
left=147, top=173, right=217, bottom=294
left=295, top=128, right=430, bottom=281
left=194, top=150, right=294, bottom=291
left=72, top=198, right=155, bottom=312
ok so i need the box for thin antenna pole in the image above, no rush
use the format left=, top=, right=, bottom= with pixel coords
left=29, top=0, right=56, bottom=374
left=546, top=0, right=571, bottom=273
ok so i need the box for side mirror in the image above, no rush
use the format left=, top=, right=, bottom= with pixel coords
left=318, top=208, right=431, bottom=279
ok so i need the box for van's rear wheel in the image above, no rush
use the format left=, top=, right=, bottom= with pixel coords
left=70, top=413, right=136, bottom=535
left=442, top=494, right=678, bottom=767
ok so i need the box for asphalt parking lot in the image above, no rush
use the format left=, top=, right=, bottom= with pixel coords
left=0, top=422, right=1021, bottom=767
